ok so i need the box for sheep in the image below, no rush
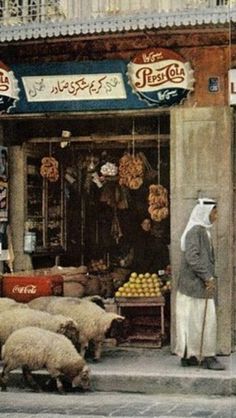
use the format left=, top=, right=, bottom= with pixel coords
left=28, top=295, right=105, bottom=311
left=0, top=307, right=80, bottom=353
left=28, top=295, right=59, bottom=311
left=0, top=326, right=90, bottom=394
left=44, top=297, right=125, bottom=361
left=0, top=297, right=29, bottom=313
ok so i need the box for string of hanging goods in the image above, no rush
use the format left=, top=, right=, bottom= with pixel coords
left=147, top=115, right=169, bottom=222
left=40, top=141, right=59, bottom=182
left=118, top=119, right=144, bottom=190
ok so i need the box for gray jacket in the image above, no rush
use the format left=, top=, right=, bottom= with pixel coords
left=178, top=225, right=216, bottom=299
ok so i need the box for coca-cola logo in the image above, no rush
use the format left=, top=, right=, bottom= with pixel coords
left=12, top=284, right=37, bottom=294
left=127, top=48, right=195, bottom=107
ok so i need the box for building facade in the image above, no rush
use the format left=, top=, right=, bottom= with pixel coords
left=0, top=0, right=235, bottom=353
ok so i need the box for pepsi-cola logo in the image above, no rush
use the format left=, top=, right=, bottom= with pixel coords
left=0, top=61, right=19, bottom=113
left=127, top=48, right=195, bottom=107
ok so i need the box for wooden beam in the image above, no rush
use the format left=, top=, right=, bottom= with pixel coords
left=28, top=133, right=169, bottom=144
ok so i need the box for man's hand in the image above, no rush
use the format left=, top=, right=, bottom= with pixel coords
left=205, top=277, right=216, bottom=293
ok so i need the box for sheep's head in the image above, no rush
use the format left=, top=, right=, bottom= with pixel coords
left=72, top=365, right=90, bottom=391
left=104, top=314, right=125, bottom=339
left=57, top=319, right=80, bottom=349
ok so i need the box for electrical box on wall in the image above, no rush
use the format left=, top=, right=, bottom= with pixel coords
left=208, top=77, right=219, bottom=92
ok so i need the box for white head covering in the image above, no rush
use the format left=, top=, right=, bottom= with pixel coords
left=180, top=198, right=217, bottom=251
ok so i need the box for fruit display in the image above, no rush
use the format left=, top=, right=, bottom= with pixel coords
left=115, top=271, right=171, bottom=298
left=89, top=258, right=108, bottom=273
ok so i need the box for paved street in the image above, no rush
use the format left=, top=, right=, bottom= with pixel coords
left=1, top=390, right=236, bottom=418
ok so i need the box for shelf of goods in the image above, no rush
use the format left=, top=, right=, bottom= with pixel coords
left=115, top=271, right=171, bottom=347
left=116, top=295, right=165, bottom=341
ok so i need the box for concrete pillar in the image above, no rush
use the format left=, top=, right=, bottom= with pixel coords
left=170, top=106, right=233, bottom=355
left=8, top=146, right=33, bottom=271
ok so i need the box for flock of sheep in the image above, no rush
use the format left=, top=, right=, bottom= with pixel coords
left=0, top=295, right=125, bottom=394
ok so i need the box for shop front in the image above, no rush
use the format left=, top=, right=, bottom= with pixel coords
left=0, top=48, right=234, bottom=353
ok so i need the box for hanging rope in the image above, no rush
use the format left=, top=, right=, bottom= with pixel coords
left=157, top=114, right=161, bottom=185
left=132, top=119, right=135, bottom=157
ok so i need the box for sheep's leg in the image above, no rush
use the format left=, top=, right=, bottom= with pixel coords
left=48, top=368, right=65, bottom=394
left=55, top=376, right=65, bottom=394
left=0, top=364, right=10, bottom=391
left=80, top=342, right=88, bottom=358
left=93, top=341, right=103, bottom=362
left=22, top=365, right=43, bottom=392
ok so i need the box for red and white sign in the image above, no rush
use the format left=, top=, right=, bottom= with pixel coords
left=127, top=48, right=195, bottom=107
left=0, top=61, right=19, bottom=113
left=2, top=274, right=63, bottom=302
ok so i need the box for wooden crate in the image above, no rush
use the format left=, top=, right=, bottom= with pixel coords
left=115, top=296, right=165, bottom=304
left=115, top=295, right=166, bottom=347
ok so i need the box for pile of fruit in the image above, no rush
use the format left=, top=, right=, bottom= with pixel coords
left=115, top=272, right=171, bottom=298
left=89, top=258, right=108, bottom=273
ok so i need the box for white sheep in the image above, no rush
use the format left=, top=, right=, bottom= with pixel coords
left=28, top=295, right=79, bottom=311
left=44, top=297, right=125, bottom=361
left=0, top=297, right=29, bottom=313
left=0, top=307, right=80, bottom=353
left=28, top=295, right=105, bottom=311
left=0, top=326, right=90, bottom=393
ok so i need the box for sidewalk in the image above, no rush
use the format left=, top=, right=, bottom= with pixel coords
left=90, top=345, right=236, bottom=396
left=1, top=345, right=236, bottom=396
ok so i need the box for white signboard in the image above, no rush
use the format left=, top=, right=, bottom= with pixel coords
left=22, top=73, right=127, bottom=102
left=229, top=69, right=236, bottom=105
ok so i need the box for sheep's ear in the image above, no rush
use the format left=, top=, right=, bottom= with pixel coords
left=66, top=321, right=77, bottom=332
left=82, top=365, right=90, bottom=377
left=57, top=324, right=66, bottom=334
left=115, top=315, right=125, bottom=322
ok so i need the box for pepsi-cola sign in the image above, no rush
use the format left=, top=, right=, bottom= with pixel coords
left=0, top=61, right=19, bottom=113
left=127, top=48, right=195, bottom=107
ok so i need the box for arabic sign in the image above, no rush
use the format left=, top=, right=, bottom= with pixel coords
left=9, top=58, right=194, bottom=113
left=0, top=61, right=19, bottom=113
left=127, top=48, right=195, bottom=107
left=22, top=73, right=126, bottom=102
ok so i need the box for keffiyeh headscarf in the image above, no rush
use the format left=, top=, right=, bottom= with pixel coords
left=180, top=198, right=217, bottom=251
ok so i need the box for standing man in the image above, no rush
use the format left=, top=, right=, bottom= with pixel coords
left=175, top=198, right=225, bottom=370
left=132, top=217, right=169, bottom=274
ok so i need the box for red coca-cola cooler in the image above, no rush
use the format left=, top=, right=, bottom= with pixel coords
left=2, top=271, right=63, bottom=303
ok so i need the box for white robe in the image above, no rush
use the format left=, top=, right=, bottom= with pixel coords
left=175, top=291, right=217, bottom=359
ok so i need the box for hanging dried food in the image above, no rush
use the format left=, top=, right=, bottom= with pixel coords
left=148, top=184, right=169, bottom=222
left=100, top=162, right=118, bottom=177
left=111, top=210, right=123, bottom=244
left=40, top=157, right=59, bottom=182
left=118, top=153, right=144, bottom=190
left=139, top=152, right=158, bottom=181
left=100, top=182, right=129, bottom=209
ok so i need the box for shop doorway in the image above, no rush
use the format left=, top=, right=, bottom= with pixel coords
left=21, top=111, right=171, bottom=273
left=11, top=110, right=172, bottom=346
left=61, top=139, right=170, bottom=271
